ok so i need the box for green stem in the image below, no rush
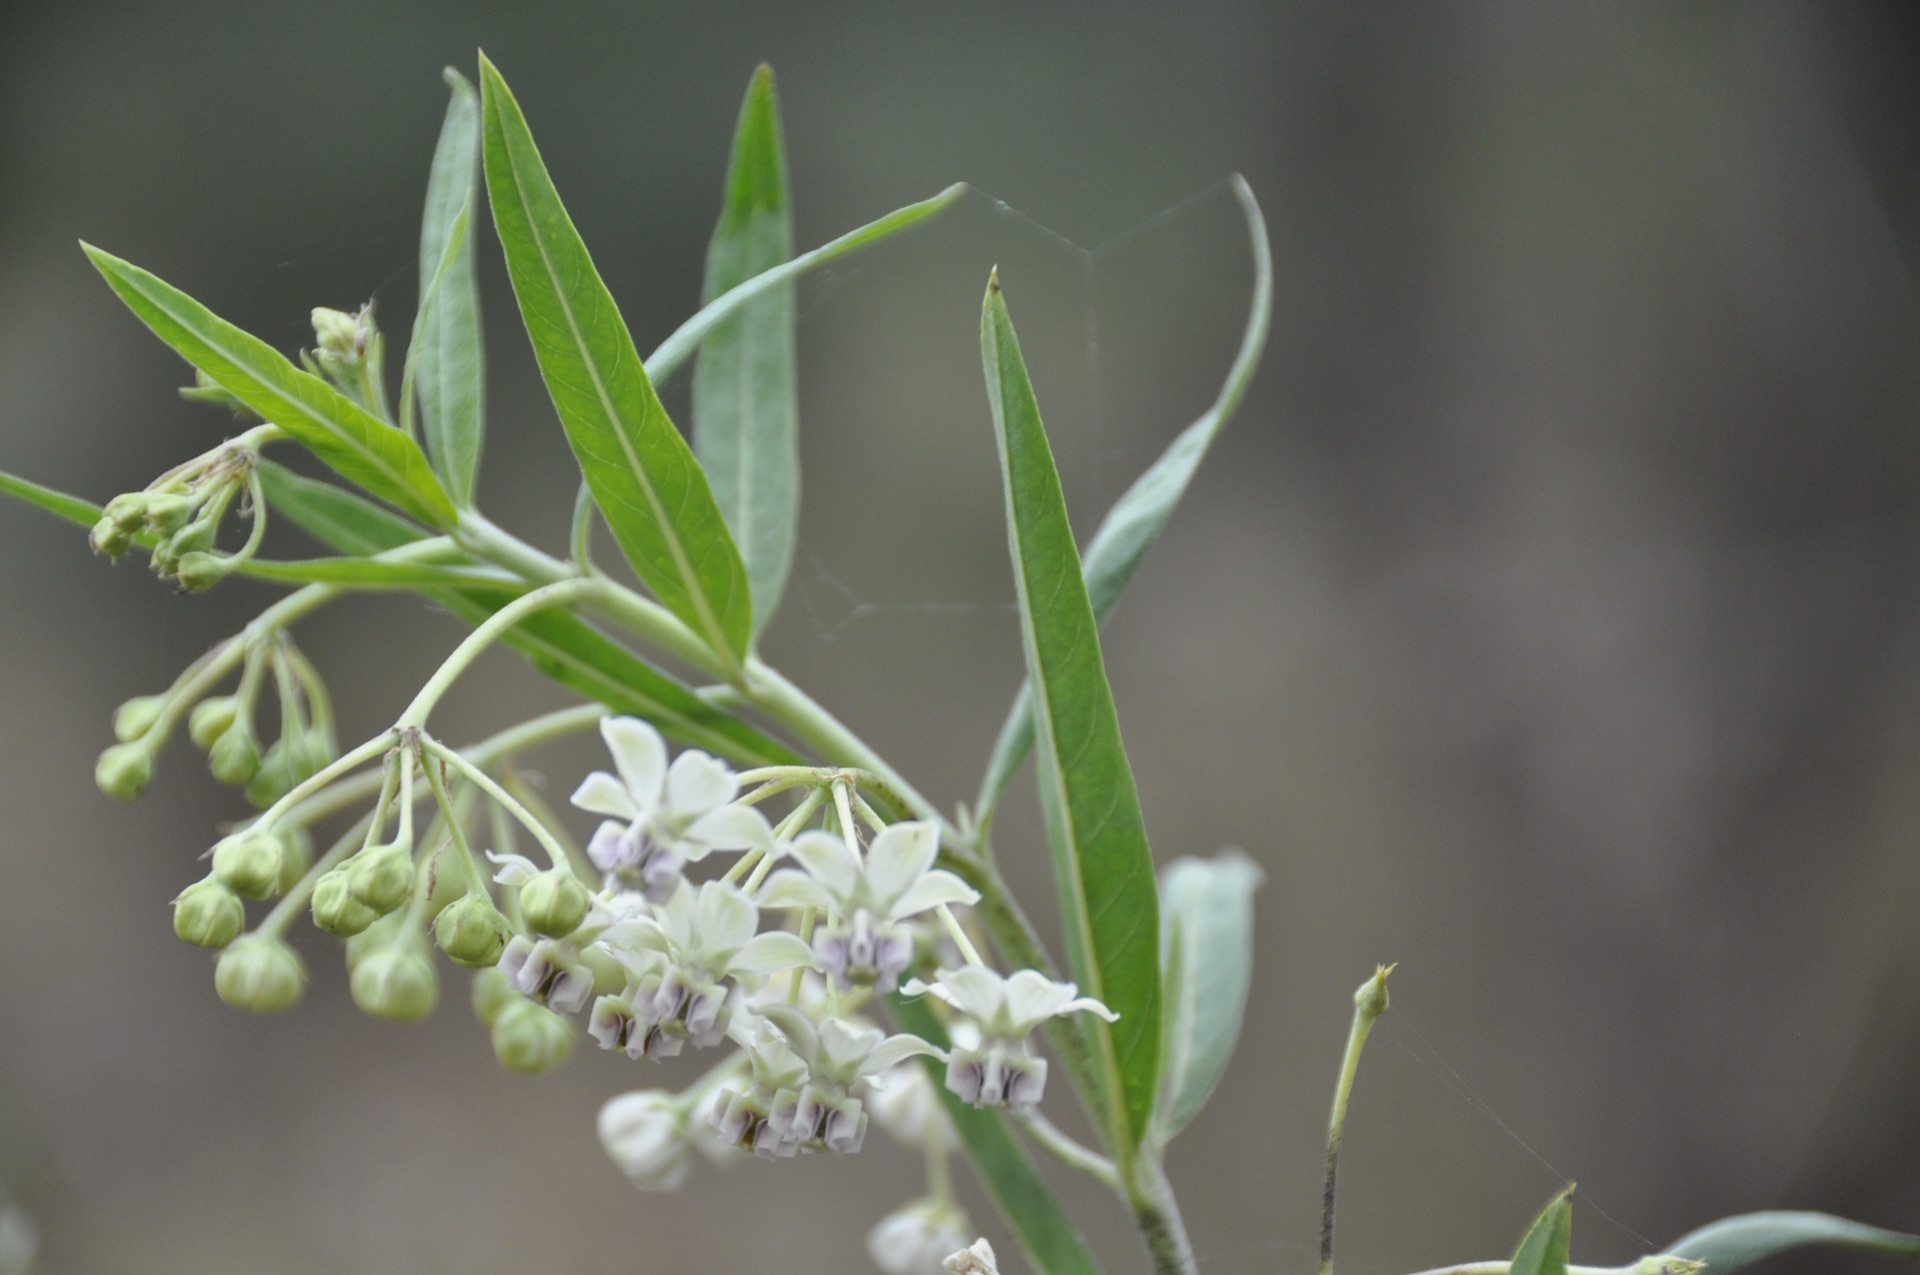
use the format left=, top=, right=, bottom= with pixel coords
left=423, top=748, right=489, bottom=894
left=1322, top=966, right=1393, bottom=1275
left=255, top=808, right=376, bottom=939
left=396, top=578, right=599, bottom=727
left=1013, top=1108, right=1119, bottom=1191
left=423, top=737, right=571, bottom=870
left=1129, top=1157, right=1199, bottom=1275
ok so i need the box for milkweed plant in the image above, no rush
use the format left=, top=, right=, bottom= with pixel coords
left=3, top=55, right=1917, bottom=1275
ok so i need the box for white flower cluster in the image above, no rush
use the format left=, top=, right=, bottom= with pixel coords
left=485, top=717, right=1118, bottom=1275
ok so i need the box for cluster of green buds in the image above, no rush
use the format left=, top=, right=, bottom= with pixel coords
left=88, top=428, right=269, bottom=591
left=304, top=304, right=388, bottom=417
left=96, top=628, right=337, bottom=805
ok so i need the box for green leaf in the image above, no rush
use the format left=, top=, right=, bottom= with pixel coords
left=259, top=460, right=796, bottom=768
left=981, top=272, right=1162, bottom=1154
left=1511, top=1189, right=1574, bottom=1275
left=237, top=557, right=516, bottom=589
left=256, top=459, right=429, bottom=556
left=0, top=469, right=105, bottom=530
left=891, top=993, right=1106, bottom=1275
left=692, top=64, right=798, bottom=638
left=976, top=177, right=1272, bottom=829
left=477, top=53, right=752, bottom=669
left=415, top=67, right=486, bottom=504
left=1152, top=849, right=1263, bottom=1143
left=1664, top=1211, right=1920, bottom=1272
left=80, top=245, right=458, bottom=529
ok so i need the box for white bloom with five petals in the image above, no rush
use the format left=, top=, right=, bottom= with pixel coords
left=572, top=717, right=772, bottom=899
left=903, top=967, right=1115, bottom=1110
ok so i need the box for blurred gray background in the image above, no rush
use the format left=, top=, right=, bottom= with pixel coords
left=4, top=2, right=1920, bottom=1272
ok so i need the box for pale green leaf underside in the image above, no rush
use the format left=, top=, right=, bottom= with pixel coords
left=694, top=64, right=798, bottom=639
left=977, top=176, right=1273, bottom=827
left=1512, top=1190, right=1574, bottom=1275
left=478, top=53, right=752, bottom=666
left=892, top=994, right=1105, bottom=1275
left=1665, top=1211, right=1920, bottom=1272
left=416, top=67, right=486, bottom=505
left=1153, top=849, right=1263, bottom=1143
left=981, top=274, right=1161, bottom=1153
left=81, top=246, right=457, bottom=529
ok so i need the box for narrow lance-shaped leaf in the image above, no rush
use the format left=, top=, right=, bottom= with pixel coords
left=1152, top=849, right=1264, bottom=1143
left=258, top=461, right=797, bottom=768
left=1664, top=1212, right=1920, bottom=1272
left=0, top=469, right=107, bottom=530
left=477, top=54, right=753, bottom=669
left=1511, top=1189, right=1575, bottom=1275
left=415, top=67, right=485, bottom=504
left=981, top=272, right=1162, bottom=1154
left=976, top=177, right=1273, bottom=828
left=693, top=63, right=798, bottom=639
left=892, top=994, right=1106, bottom=1275
left=80, top=246, right=457, bottom=529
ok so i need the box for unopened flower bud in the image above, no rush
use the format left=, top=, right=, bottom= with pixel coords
left=491, top=998, right=574, bottom=1074
left=112, top=694, right=169, bottom=743
left=312, top=306, right=367, bottom=365
left=173, top=876, right=245, bottom=949
left=518, top=866, right=590, bottom=938
left=174, top=550, right=233, bottom=593
left=212, top=832, right=284, bottom=901
left=943, top=1238, right=999, bottom=1275
left=102, top=491, right=149, bottom=531
left=274, top=825, right=313, bottom=896
left=597, top=1091, right=691, bottom=1190
left=867, top=1199, right=972, bottom=1275
left=347, top=842, right=415, bottom=915
left=244, top=742, right=293, bottom=809
left=188, top=695, right=239, bottom=751
left=142, top=492, right=194, bottom=535
left=166, top=519, right=216, bottom=559
left=434, top=892, right=510, bottom=967
left=214, top=934, right=306, bottom=1013
left=1354, top=963, right=1392, bottom=1022
left=350, top=936, right=439, bottom=1022
left=94, top=741, right=153, bottom=801
left=89, top=516, right=132, bottom=557
left=311, top=868, right=378, bottom=937
left=208, top=721, right=262, bottom=785
left=471, top=966, right=516, bottom=1026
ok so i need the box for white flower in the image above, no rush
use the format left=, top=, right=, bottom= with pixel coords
left=758, top=820, right=978, bottom=991
left=498, top=935, right=595, bottom=1014
left=572, top=717, right=773, bottom=899
left=867, top=1199, right=973, bottom=1275
left=752, top=1004, right=945, bottom=1154
left=868, top=1059, right=953, bottom=1151
left=943, top=1238, right=999, bottom=1275
left=902, top=967, right=1116, bottom=1110
left=597, top=1090, right=691, bottom=1191
left=598, top=880, right=815, bottom=1054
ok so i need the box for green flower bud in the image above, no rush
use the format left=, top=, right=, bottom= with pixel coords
left=275, top=825, right=314, bottom=896
left=519, top=867, right=590, bottom=938
left=207, top=721, right=262, bottom=786
left=188, top=696, right=239, bottom=751
left=312, top=306, right=367, bottom=365
left=174, top=550, right=233, bottom=593
left=492, top=998, right=574, bottom=1074
left=311, top=868, right=379, bottom=937
left=471, top=966, right=516, bottom=1026
left=173, top=876, right=244, bottom=949
left=167, top=519, right=216, bottom=558
left=103, top=491, right=149, bottom=531
left=142, top=492, right=195, bottom=535
left=112, top=694, right=170, bottom=743
left=347, top=842, right=415, bottom=915
left=89, top=516, right=132, bottom=557
left=94, top=741, right=152, bottom=801
left=1354, top=963, right=1393, bottom=1023
left=212, top=832, right=284, bottom=901
left=214, top=934, right=306, bottom=1013
left=349, top=937, right=439, bottom=1022
left=289, top=727, right=336, bottom=782
left=434, top=893, right=510, bottom=968
left=148, top=537, right=179, bottom=576
left=244, top=743, right=293, bottom=809
left=344, top=909, right=406, bottom=969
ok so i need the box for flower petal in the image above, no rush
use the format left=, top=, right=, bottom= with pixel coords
left=818, top=1014, right=887, bottom=1076
left=756, top=868, right=834, bottom=913
left=1002, top=969, right=1079, bottom=1032
left=729, top=930, right=818, bottom=975
left=664, top=750, right=735, bottom=821
left=661, top=878, right=698, bottom=951
left=682, top=804, right=773, bottom=858
left=694, top=881, right=759, bottom=956
left=889, top=870, right=981, bottom=920
left=935, top=967, right=1010, bottom=1023
left=485, top=850, right=541, bottom=886
left=862, top=1032, right=948, bottom=1077
left=787, top=830, right=861, bottom=902
left=864, top=820, right=940, bottom=911
left=571, top=771, right=638, bottom=821
left=758, top=1003, right=821, bottom=1064
left=1060, top=995, right=1119, bottom=1023
left=602, top=717, right=667, bottom=809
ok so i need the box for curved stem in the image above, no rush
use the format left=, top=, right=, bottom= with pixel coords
left=1013, top=1108, right=1119, bottom=1191
left=1129, top=1157, right=1199, bottom=1275
left=1323, top=967, right=1393, bottom=1275
left=396, top=578, right=599, bottom=727
left=423, top=737, right=570, bottom=870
